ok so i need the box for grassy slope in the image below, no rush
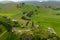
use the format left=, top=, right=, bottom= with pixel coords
left=31, top=8, right=60, bottom=35
left=0, top=3, right=21, bottom=17
left=13, top=4, right=60, bottom=35
left=0, top=2, right=60, bottom=37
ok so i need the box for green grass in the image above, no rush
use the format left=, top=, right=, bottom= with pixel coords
left=0, top=3, right=60, bottom=36
left=0, top=25, right=6, bottom=34
left=0, top=13, right=15, bottom=17
left=31, top=10, right=60, bottom=35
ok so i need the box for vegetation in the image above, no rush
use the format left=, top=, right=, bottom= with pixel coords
left=0, top=1, right=60, bottom=40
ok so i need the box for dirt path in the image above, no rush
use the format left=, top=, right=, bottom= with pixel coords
left=12, top=27, right=31, bottom=33
left=0, top=31, right=7, bottom=38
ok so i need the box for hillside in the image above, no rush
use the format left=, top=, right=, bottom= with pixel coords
left=0, top=1, right=60, bottom=40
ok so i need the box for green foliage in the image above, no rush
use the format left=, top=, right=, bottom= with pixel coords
left=0, top=2, right=60, bottom=40
left=0, top=16, right=20, bottom=32
left=6, top=32, right=17, bottom=40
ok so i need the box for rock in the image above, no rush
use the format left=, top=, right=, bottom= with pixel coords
left=48, top=27, right=56, bottom=34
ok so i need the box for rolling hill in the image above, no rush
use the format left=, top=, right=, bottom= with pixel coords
left=0, top=1, right=60, bottom=40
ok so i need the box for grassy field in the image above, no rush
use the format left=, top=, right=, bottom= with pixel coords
left=0, top=2, right=60, bottom=40
left=11, top=5, right=60, bottom=35
left=31, top=10, right=60, bottom=35
left=0, top=4, right=60, bottom=35
left=0, top=13, right=15, bottom=17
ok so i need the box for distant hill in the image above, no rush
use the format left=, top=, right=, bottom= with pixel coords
left=0, top=1, right=14, bottom=4
left=0, top=1, right=60, bottom=14
left=0, top=1, right=60, bottom=5
left=20, top=1, right=41, bottom=6
left=19, top=1, right=60, bottom=5
left=41, top=1, right=60, bottom=5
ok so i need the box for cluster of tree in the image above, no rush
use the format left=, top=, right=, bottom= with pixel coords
left=21, top=16, right=31, bottom=21
left=26, top=11, right=33, bottom=17
left=21, top=11, right=35, bottom=23
left=20, top=32, right=33, bottom=40
left=19, top=28, right=60, bottom=40
left=45, top=6, right=60, bottom=10
left=36, top=6, right=40, bottom=8
left=22, top=11, right=34, bottom=17
left=56, top=13, right=60, bottom=15
left=53, top=8, right=60, bottom=10
left=0, top=16, right=20, bottom=32
left=46, top=6, right=52, bottom=8
left=16, top=3, right=25, bottom=8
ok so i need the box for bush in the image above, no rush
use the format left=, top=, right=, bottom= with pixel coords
left=20, top=31, right=33, bottom=40
left=26, top=11, right=33, bottom=17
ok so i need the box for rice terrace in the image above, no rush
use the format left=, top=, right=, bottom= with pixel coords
left=0, top=0, right=60, bottom=40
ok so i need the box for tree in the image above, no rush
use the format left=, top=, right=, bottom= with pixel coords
left=0, top=28, right=1, bottom=32
left=26, top=11, right=33, bottom=17
left=26, top=21, right=29, bottom=26
left=20, top=31, right=33, bottom=40
left=23, top=12, right=27, bottom=14
left=36, top=6, right=40, bottom=8
left=21, top=3, right=25, bottom=6
left=21, top=16, right=31, bottom=21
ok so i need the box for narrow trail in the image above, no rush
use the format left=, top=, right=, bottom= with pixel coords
left=0, top=27, right=31, bottom=38
left=0, top=31, right=7, bottom=38
left=12, top=27, right=31, bottom=33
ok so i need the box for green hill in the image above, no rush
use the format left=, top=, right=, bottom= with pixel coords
left=0, top=1, right=60, bottom=40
